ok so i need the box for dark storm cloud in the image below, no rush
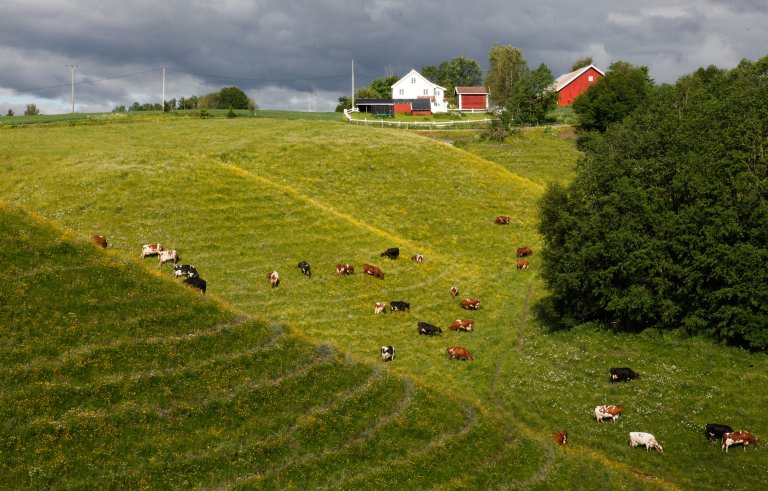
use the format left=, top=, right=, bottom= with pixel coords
left=1, top=0, right=766, bottom=113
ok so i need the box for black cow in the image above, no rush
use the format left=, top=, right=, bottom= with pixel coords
left=173, top=264, right=199, bottom=278
left=417, top=322, right=442, bottom=336
left=297, top=261, right=311, bottom=278
left=609, top=367, right=638, bottom=383
left=183, top=275, right=207, bottom=295
left=381, top=346, right=395, bottom=362
left=390, top=300, right=410, bottom=312
left=380, top=247, right=400, bottom=260
left=705, top=423, right=734, bottom=442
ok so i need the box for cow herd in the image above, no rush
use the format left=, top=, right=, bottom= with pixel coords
left=554, top=366, right=759, bottom=454
left=94, top=231, right=758, bottom=457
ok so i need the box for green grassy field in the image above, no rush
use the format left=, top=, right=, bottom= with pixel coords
left=1, top=116, right=765, bottom=489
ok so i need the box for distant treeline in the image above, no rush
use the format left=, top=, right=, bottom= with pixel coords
left=114, top=86, right=257, bottom=113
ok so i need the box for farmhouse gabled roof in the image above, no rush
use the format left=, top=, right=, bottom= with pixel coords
left=455, top=86, right=489, bottom=95
left=553, top=64, right=605, bottom=92
left=392, top=69, right=446, bottom=91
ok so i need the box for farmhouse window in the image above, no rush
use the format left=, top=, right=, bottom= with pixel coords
left=424, top=89, right=429, bottom=95
left=399, top=89, right=404, bottom=95
left=588, top=75, right=594, bottom=82
left=411, top=78, right=416, bottom=83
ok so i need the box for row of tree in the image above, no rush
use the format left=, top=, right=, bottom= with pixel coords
left=114, top=86, right=257, bottom=113
left=337, top=45, right=595, bottom=125
left=3, top=104, right=40, bottom=117
left=539, top=56, right=768, bottom=350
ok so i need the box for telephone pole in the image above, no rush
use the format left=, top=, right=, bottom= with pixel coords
left=351, top=59, right=355, bottom=110
left=65, top=64, right=78, bottom=113
left=162, top=67, right=166, bottom=112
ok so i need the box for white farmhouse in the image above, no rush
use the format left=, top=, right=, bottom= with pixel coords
left=391, top=69, right=448, bottom=113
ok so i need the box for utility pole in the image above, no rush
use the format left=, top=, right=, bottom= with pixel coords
left=65, top=64, right=78, bottom=113
left=351, top=59, right=355, bottom=110
left=162, top=67, right=166, bottom=112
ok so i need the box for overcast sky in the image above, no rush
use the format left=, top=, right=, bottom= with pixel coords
left=1, top=0, right=766, bottom=114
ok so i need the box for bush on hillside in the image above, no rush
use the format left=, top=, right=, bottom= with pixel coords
left=538, top=56, right=768, bottom=350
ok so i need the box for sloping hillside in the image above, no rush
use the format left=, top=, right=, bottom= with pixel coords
left=1, top=118, right=765, bottom=489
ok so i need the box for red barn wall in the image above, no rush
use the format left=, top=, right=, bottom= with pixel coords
left=394, top=103, right=411, bottom=114
left=558, top=67, right=603, bottom=106
left=460, top=94, right=487, bottom=110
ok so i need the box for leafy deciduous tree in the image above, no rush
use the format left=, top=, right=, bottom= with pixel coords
left=485, top=43, right=527, bottom=106
left=538, top=56, right=768, bottom=350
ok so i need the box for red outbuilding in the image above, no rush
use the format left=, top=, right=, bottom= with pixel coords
left=455, top=86, right=490, bottom=112
left=553, top=65, right=605, bottom=107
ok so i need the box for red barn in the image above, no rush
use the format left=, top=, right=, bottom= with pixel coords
left=554, top=65, right=605, bottom=107
left=455, top=86, right=489, bottom=112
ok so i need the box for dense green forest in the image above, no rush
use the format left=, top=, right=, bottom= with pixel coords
left=539, top=56, right=768, bottom=350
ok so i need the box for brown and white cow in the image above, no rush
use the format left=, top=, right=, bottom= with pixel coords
left=594, top=405, right=623, bottom=423
left=460, top=298, right=481, bottom=310
left=363, top=263, right=384, bottom=279
left=158, top=249, right=179, bottom=266
left=722, top=431, right=758, bottom=452
left=450, top=286, right=459, bottom=298
left=335, top=264, right=355, bottom=275
left=495, top=215, right=510, bottom=225
left=447, top=346, right=473, bottom=361
left=448, top=319, right=474, bottom=332
left=554, top=431, right=568, bottom=445
left=516, top=259, right=530, bottom=270
left=91, top=235, right=108, bottom=249
left=268, top=270, right=280, bottom=288
left=141, top=243, right=164, bottom=258
left=374, top=302, right=387, bottom=314
left=516, top=247, right=533, bottom=257
left=411, top=253, right=424, bottom=263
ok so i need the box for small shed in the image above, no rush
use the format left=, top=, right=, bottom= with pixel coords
left=355, top=98, right=394, bottom=116
left=553, top=65, right=605, bottom=107
left=455, top=86, right=489, bottom=112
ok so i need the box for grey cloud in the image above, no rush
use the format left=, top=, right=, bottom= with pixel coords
left=0, top=0, right=765, bottom=113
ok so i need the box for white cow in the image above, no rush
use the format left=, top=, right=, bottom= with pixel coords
left=629, top=432, right=663, bottom=452
left=381, top=346, right=395, bottom=362
left=374, top=302, right=387, bottom=314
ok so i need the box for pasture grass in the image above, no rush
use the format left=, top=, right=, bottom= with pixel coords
left=0, top=116, right=765, bottom=489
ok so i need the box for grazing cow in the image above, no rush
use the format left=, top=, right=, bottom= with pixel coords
left=381, top=346, right=395, bottom=362
left=448, top=319, right=474, bottom=332
left=173, top=264, right=198, bottom=278
left=722, top=431, right=758, bottom=452
left=516, top=247, right=533, bottom=257
left=335, top=264, right=355, bottom=275
left=183, top=275, right=207, bottom=295
left=554, top=431, right=568, bottom=445
left=460, top=298, right=481, bottom=310
left=297, top=261, right=311, bottom=278
left=158, top=249, right=179, bottom=266
left=516, top=259, right=530, bottom=270
left=610, top=367, right=639, bottom=383
left=417, top=322, right=442, bottom=336
left=705, top=423, right=734, bottom=442
left=629, top=432, right=663, bottom=452
left=495, top=215, right=510, bottom=225
left=447, top=346, right=473, bottom=361
left=380, top=247, right=400, bottom=260
left=450, top=286, right=459, bottom=298
left=594, top=405, right=623, bottom=423
left=91, top=235, right=108, bottom=249
left=363, top=263, right=384, bottom=279
left=374, top=302, right=387, bottom=315
left=268, top=271, right=280, bottom=288
left=140, top=243, right=164, bottom=258
left=411, top=253, right=424, bottom=263
left=390, top=301, right=410, bottom=312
